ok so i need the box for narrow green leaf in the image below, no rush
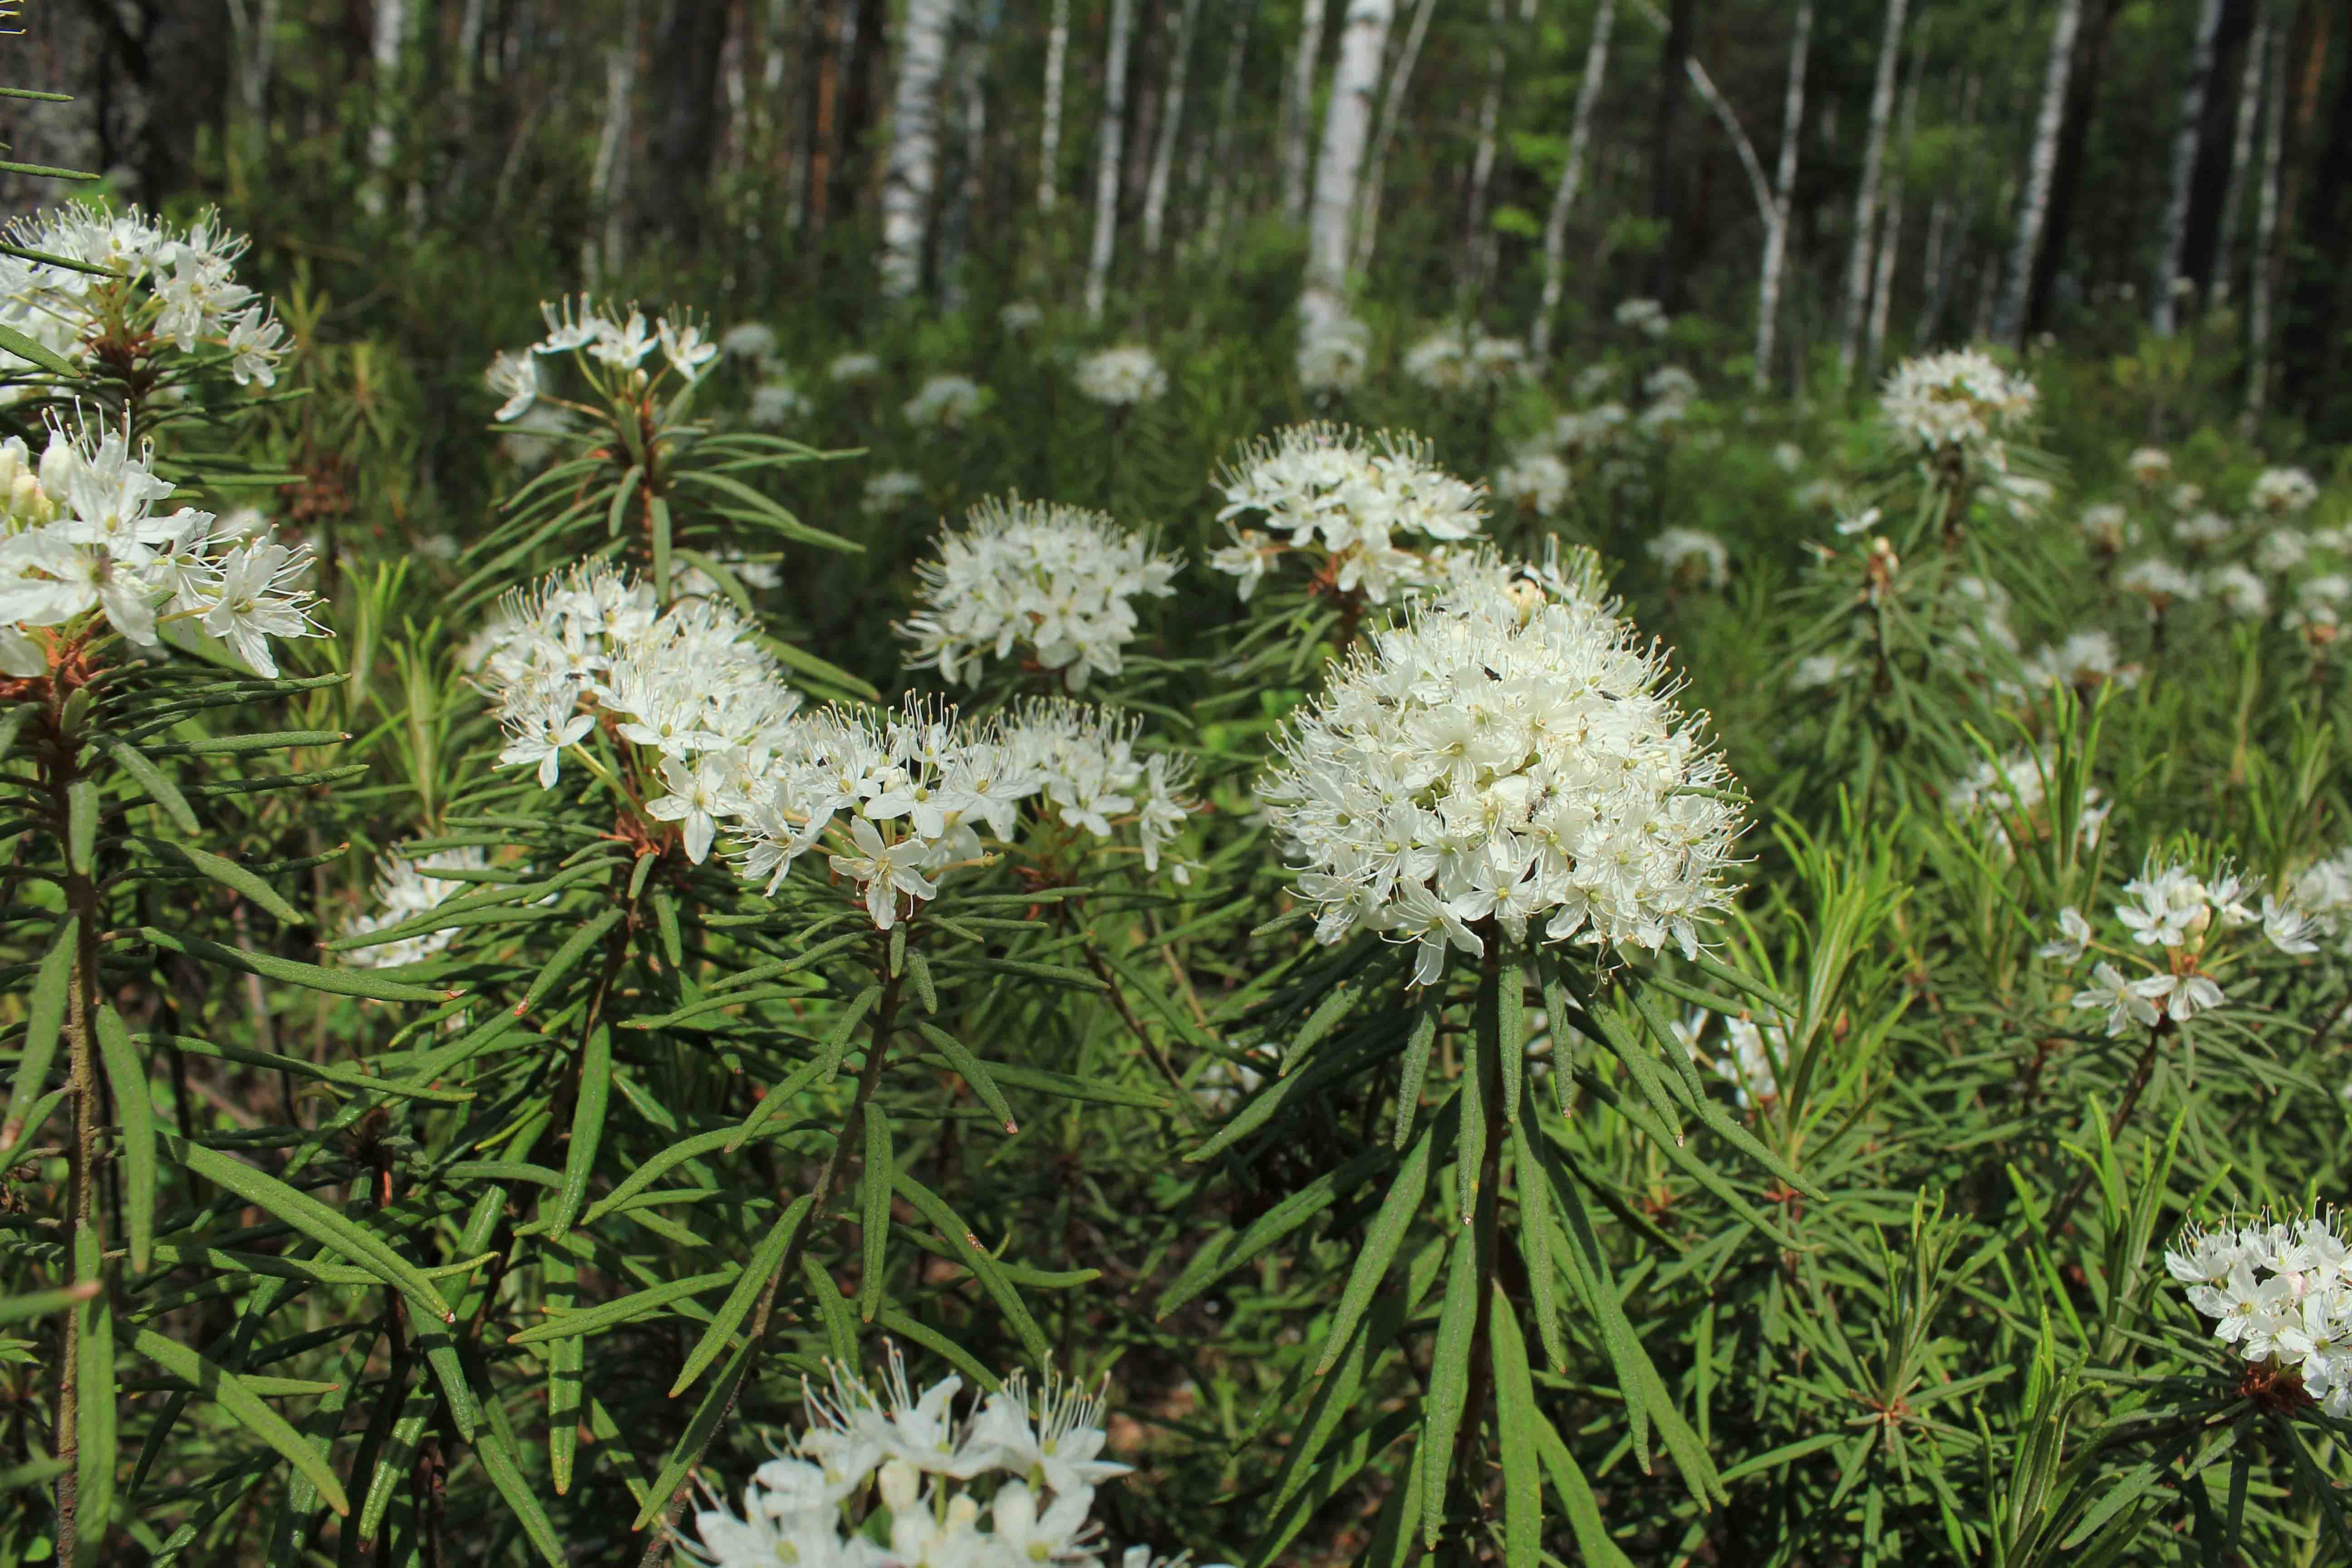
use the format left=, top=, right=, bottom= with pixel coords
left=1490, top=1288, right=1544, bottom=1568
left=915, top=1021, right=1018, bottom=1134
left=1316, top=1097, right=1453, bottom=1371
left=548, top=1023, right=612, bottom=1237
left=127, top=1327, right=349, bottom=1516
left=132, top=838, right=306, bottom=925
left=1422, top=1230, right=1478, bottom=1545
left=0, top=319, right=77, bottom=375
left=668, top=1194, right=813, bottom=1396
left=4, top=916, right=76, bottom=1145
left=515, top=906, right=624, bottom=1016
left=72, top=1225, right=113, bottom=1568
left=93, top=1004, right=155, bottom=1272
left=860, top=1106, right=892, bottom=1321
left=893, top=1170, right=1051, bottom=1362
left=508, top=1270, right=733, bottom=1345
left=725, top=984, right=880, bottom=1152
left=67, top=776, right=97, bottom=875
left=92, top=734, right=197, bottom=832
left=141, top=928, right=452, bottom=1003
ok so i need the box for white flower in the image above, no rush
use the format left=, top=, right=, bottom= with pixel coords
left=2038, top=906, right=2092, bottom=963
left=2251, top=466, right=2320, bottom=516
left=2174, top=509, right=2232, bottom=548
left=903, top=373, right=990, bottom=429
left=2173, top=1211, right=2352, bottom=1401
left=830, top=816, right=938, bottom=928
left=899, top=496, right=1179, bottom=693
left=718, top=322, right=778, bottom=361
left=198, top=533, right=324, bottom=676
left=1297, top=315, right=1371, bottom=394
left=966, top=1368, right=1133, bottom=1495
left=2071, top=961, right=2168, bottom=1036
left=2078, top=502, right=2133, bottom=553
left=2205, top=563, right=2269, bottom=618
left=659, top=317, right=719, bottom=380
left=1646, top=527, right=1728, bottom=590
left=1613, top=297, right=1669, bottom=337
left=1878, top=348, right=2036, bottom=460
left=1493, top=452, right=1570, bottom=518
left=1072, top=345, right=1168, bottom=406
left=1209, top=423, right=1488, bottom=605
left=826, top=350, right=884, bottom=383
left=2117, top=556, right=2200, bottom=612
left=2264, top=895, right=2321, bottom=956
left=2126, top=447, right=2172, bottom=487
left=1257, top=547, right=1743, bottom=977
left=340, top=846, right=490, bottom=968
left=862, top=469, right=927, bottom=516
left=485, top=349, right=540, bottom=422
left=2256, top=527, right=2309, bottom=575
left=1401, top=325, right=1527, bottom=393
left=749, top=375, right=813, bottom=428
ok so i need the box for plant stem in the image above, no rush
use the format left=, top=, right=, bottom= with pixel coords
left=2043, top=1022, right=2165, bottom=1244
left=47, top=688, right=102, bottom=1562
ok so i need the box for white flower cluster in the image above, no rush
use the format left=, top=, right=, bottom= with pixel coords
left=2078, top=502, right=2135, bottom=554
left=2174, top=510, right=2233, bottom=549
left=998, top=302, right=1044, bottom=334
left=2118, top=556, right=2201, bottom=613
left=1493, top=450, right=1569, bottom=517
left=899, top=496, right=1179, bottom=693
left=2251, top=467, right=2319, bottom=517
left=1296, top=315, right=1370, bottom=394
left=516, top=295, right=717, bottom=397
left=1257, top=550, right=1743, bottom=982
left=0, top=203, right=286, bottom=388
left=1401, top=326, right=1527, bottom=394
left=828, top=351, right=885, bottom=384
left=720, top=323, right=780, bottom=362
left=683, top=1352, right=1212, bottom=1568
left=1943, top=747, right=2109, bottom=855
left=1878, top=348, right=2037, bottom=461
left=1672, top=1009, right=1783, bottom=1111
left=751, top=374, right=815, bottom=428
left=1206, top=423, right=1487, bottom=605
left=863, top=469, right=927, bottom=516
left=2040, top=855, right=2315, bottom=1035
left=1613, top=298, right=1669, bottom=338
left=904, top=374, right=991, bottom=430
left=0, top=423, right=324, bottom=677
left=2126, top=446, right=2172, bottom=487
left=2169, top=1212, right=2352, bottom=1416
left=340, top=847, right=490, bottom=969
left=1646, top=527, right=1728, bottom=590
left=1072, top=345, right=1168, bottom=407
left=481, top=561, right=799, bottom=856
left=2205, top=562, right=2269, bottom=618
left=732, top=696, right=1194, bottom=928
left=2022, top=629, right=2140, bottom=691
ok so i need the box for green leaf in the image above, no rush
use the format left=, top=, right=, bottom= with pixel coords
left=92, top=734, right=198, bottom=832
left=910, top=1052, right=1169, bottom=1110
left=1392, top=997, right=1440, bottom=1146
left=1158, top=1148, right=1391, bottom=1318
left=893, top=1170, right=1051, bottom=1362
left=1422, top=1229, right=1478, bottom=1545
left=1490, top=1289, right=1544, bottom=1568
left=635, top=1335, right=758, bottom=1530
left=548, top=1023, right=612, bottom=1237
left=92, top=1004, right=155, bottom=1272
left=4, top=916, right=76, bottom=1145
left=164, top=1135, right=456, bottom=1322
left=515, top=906, right=625, bottom=1016
left=725, top=984, right=880, bottom=1152
left=507, top=1270, right=735, bottom=1346
left=915, top=1021, right=1018, bottom=1133
left=0, top=319, right=77, bottom=375
left=127, top=1327, right=350, bottom=1516
left=139, top=928, right=452, bottom=1003
left=1510, top=1120, right=1566, bottom=1371
left=861, top=1106, right=892, bottom=1322
left=72, top=1226, right=113, bottom=1568
left=1316, top=1096, right=1453, bottom=1371
left=1535, top=1414, right=1636, bottom=1568
left=668, top=1194, right=814, bottom=1396
left=0, top=1282, right=98, bottom=1323
left=131, top=839, right=307, bottom=926
left=67, top=776, right=97, bottom=875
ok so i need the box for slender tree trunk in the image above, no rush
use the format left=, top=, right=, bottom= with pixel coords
left=1349, top=0, right=1435, bottom=275
left=587, top=2, right=640, bottom=285
left=879, top=0, right=957, bottom=297
left=1837, top=0, right=1909, bottom=380
left=1197, top=0, right=1254, bottom=249
left=646, top=0, right=733, bottom=251
left=803, top=0, right=843, bottom=245
left=1297, top=0, right=1394, bottom=330
left=2177, top=0, right=2257, bottom=303
left=1084, top=0, right=1139, bottom=319
left=1866, top=45, right=1920, bottom=380
left=1530, top=0, right=1615, bottom=360
left=2212, top=5, right=2270, bottom=303
left=2155, top=0, right=2228, bottom=333
left=1645, top=0, right=1694, bottom=304
left=938, top=0, right=998, bottom=304
left=362, top=0, right=409, bottom=216
left=1143, top=0, right=1204, bottom=255
left=1038, top=0, right=1070, bottom=210
left=225, top=0, right=280, bottom=157
left=2278, top=2, right=2349, bottom=418
left=1753, top=0, right=1811, bottom=389
left=2249, top=14, right=2286, bottom=415
left=1992, top=0, right=2083, bottom=345
left=1463, top=0, right=1509, bottom=289
left=1281, top=0, right=1328, bottom=218
left=2024, top=0, right=2120, bottom=336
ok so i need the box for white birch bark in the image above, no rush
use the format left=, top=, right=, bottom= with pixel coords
left=1349, top=0, right=1436, bottom=275
left=1143, top=0, right=1206, bottom=256
left=2212, top=6, right=2269, bottom=306
left=1917, top=71, right=1977, bottom=343
left=1083, top=0, right=1139, bottom=320
left=1282, top=0, right=1329, bottom=219
left=1529, top=0, right=1615, bottom=362
left=1837, top=0, right=1909, bottom=380
left=2153, top=0, right=2227, bottom=334
left=1038, top=0, right=1070, bottom=211
left=361, top=0, right=409, bottom=217
left=225, top=0, right=280, bottom=147
left=1991, top=0, right=2081, bottom=346
left=1753, top=0, right=1811, bottom=389
left=587, top=4, right=639, bottom=285
left=1463, top=0, right=1509, bottom=283
left=1297, top=0, right=1394, bottom=332
left=2248, top=15, right=2284, bottom=418
left=1198, top=0, right=1254, bottom=249
left=879, top=0, right=958, bottom=299
left=455, top=0, right=487, bottom=94
left=1866, top=52, right=1920, bottom=379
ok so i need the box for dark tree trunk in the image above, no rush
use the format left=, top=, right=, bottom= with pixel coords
left=2180, top=0, right=2258, bottom=300
left=643, top=0, right=733, bottom=250
left=1646, top=0, right=1694, bottom=306
left=803, top=0, right=843, bottom=247
left=2025, top=0, right=2122, bottom=335
left=2280, top=2, right=2352, bottom=424
left=835, top=0, right=890, bottom=221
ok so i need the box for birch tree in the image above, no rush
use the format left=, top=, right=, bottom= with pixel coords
left=1350, top=0, right=1438, bottom=274
left=361, top=0, right=409, bottom=217
left=2154, top=0, right=2228, bottom=334
left=2212, top=5, right=2270, bottom=305
left=586, top=2, right=641, bottom=285
left=1991, top=0, right=2082, bottom=346
left=1038, top=0, right=1071, bottom=210
left=1084, top=0, right=1139, bottom=319
left=1197, top=0, right=1255, bottom=249
left=879, top=0, right=958, bottom=299
left=2248, top=15, right=2284, bottom=417
left=1464, top=0, right=1510, bottom=287
left=1837, top=0, right=1909, bottom=381
left=1753, top=0, right=1811, bottom=389
left=1529, top=0, right=1615, bottom=362
left=1143, top=0, right=1207, bottom=256
left=225, top=0, right=280, bottom=159
left=1867, top=44, right=1922, bottom=379
left=1282, top=0, right=1330, bottom=219
left=1298, top=0, right=1395, bottom=332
